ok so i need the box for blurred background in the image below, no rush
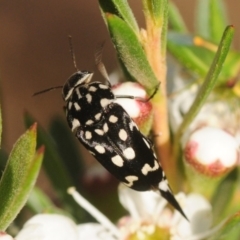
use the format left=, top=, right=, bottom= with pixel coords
left=0, top=0, right=239, bottom=225
left=0, top=0, right=239, bottom=150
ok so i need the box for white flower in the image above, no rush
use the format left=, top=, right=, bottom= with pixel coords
left=11, top=186, right=224, bottom=240
left=117, top=185, right=213, bottom=240
left=77, top=223, right=116, bottom=240
left=15, top=214, right=116, bottom=240
left=68, top=186, right=221, bottom=240
left=15, top=214, right=79, bottom=240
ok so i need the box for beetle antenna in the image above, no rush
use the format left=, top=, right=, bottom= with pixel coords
left=32, top=86, right=63, bottom=97
left=68, top=35, right=79, bottom=72
left=95, top=41, right=110, bottom=85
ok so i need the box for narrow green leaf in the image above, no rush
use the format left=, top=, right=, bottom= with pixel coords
left=168, top=32, right=240, bottom=84
left=49, top=116, right=84, bottom=186
left=195, top=0, right=228, bottom=43
left=0, top=124, right=42, bottom=230
left=25, top=114, right=73, bottom=191
left=195, top=0, right=211, bottom=39
left=106, top=13, right=158, bottom=92
left=168, top=1, right=188, bottom=33
left=168, top=33, right=211, bottom=77
left=211, top=169, right=238, bottom=223
left=24, top=113, right=83, bottom=221
left=220, top=51, right=240, bottom=83
left=174, top=26, right=234, bottom=148
left=210, top=212, right=240, bottom=240
left=209, top=0, right=228, bottom=42
left=99, top=0, right=139, bottom=33
left=27, top=187, right=74, bottom=218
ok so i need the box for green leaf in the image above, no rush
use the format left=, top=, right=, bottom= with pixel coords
left=211, top=169, right=238, bottom=223
left=0, top=124, right=42, bottom=230
left=99, top=0, right=139, bottom=33
left=220, top=51, right=240, bottom=84
left=168, top=33, right=211, bottom=77
left=168, top=1, right=188, bottom=33
left=25, top=113, right=73, bottom=191
left=196, top=0, right=228, bottom=43
left=49, top=116, right=84, bottom=186
left=106, top=14, right=158, bottom=92
left=174, top=26, right=234, bottom=153
left=27, top=187, right=73, bottom=218
left=210, top=212, right=240, bottom=240
left=168, top=32, right=240, bottom=84
left=24, top=113, right=84, bottom=221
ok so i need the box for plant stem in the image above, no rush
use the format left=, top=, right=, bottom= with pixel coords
left=142, top=1, right=178, bottom=189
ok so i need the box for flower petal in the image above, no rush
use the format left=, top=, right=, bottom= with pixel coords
left=15, top=214, right=79, bottom=240
left=171, top=193, right=212, bottom=239
left=118, top=184, right=166, bottom=221
left=77, top=223, right=116, bottom=240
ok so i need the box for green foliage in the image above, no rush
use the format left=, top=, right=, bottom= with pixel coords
left=1, top=0, right=240, bottom=238
left=0, top=123, right=43, bottom=230
left=168, top=1, right=240, bottom=90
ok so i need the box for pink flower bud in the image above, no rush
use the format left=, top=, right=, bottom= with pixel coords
left=184, top=126, right=239, bottom=177
left=112, top=82, right=153, bottom=134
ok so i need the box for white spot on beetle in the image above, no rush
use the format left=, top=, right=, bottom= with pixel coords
left=85, top=131, right=92, bottom=140
left=109, top=115, right=118, bottom=123
left=158, top=179, right=170, bottom=193
left=95, top=113, right=102, bottom=120
left=129, top=122, right=134, bottom=131
left=86, top=93, right=92, bottom=103
left=123, top=147, right=135, bottom=160
left=89, top=86, right=97, bottom=92
left=103, top=123, right=109, bottom=133
left=119, top=129, right=127, bottom=141
left=71, top=118, right=80, bottom=131
left=95, top=145, right=105, bottom=154
left=111, top=155, right=124, bottom=167
left=124, top=175, right=138, bottom=187
left=95, top=129, right=104, bottom=135
left=99, top=84, right=109, bottom=89
left=101, top=98, right=112, bottom=108
left=86, top=119, right=94, bottom=125
left=141, top=160, right=159, bottom=175
left=75, top=88, right=81, bottom=99
left=68, top=101, right=73, bottom=109
left=74, top=102, right=81, bottom=111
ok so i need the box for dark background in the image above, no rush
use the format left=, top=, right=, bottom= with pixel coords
left=0, top=0, right=239, bottom=151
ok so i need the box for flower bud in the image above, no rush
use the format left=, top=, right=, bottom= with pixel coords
left=112, top=82, right=153, bottom=135
left=184, top=126, right=239, bottom=178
